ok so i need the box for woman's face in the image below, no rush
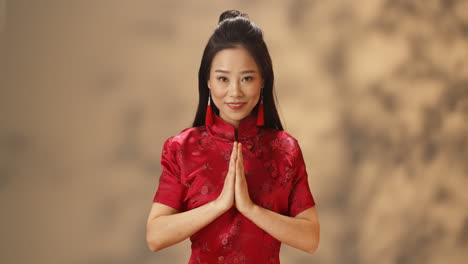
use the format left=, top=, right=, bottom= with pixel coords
left=207, top=46, right=263, bottom=128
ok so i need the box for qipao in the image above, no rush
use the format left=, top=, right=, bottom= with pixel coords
left=153, top=113, right=316, bottom=264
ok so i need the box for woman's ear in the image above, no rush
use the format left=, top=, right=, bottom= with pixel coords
left=207, top=79, right=211, bottom=89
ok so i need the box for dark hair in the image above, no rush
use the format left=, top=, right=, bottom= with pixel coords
left=192, top=10, right=284, bottom=130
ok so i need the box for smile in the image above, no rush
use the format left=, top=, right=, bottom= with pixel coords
left=226, top=103, right=246, bottom=110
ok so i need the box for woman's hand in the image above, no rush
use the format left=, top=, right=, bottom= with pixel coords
left=234, top=143, right=255, bottom=214
left=214, top=141, right=237, bottom=212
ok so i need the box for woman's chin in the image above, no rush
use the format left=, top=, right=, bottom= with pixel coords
left=221, top=111, right=251, bottom=122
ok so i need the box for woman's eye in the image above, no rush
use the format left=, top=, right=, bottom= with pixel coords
left=218, top=77, right=228, bottom=82
left=242, top=76, right=253, bottom=82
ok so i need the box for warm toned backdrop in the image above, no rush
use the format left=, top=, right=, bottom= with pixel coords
left=2, top=0, right=468, bottom=263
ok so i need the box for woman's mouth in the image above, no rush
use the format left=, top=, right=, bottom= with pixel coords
left=226, top=102, right=246, bottom=110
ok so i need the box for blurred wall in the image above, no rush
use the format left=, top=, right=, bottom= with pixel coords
left=2, top=0, right=468, bottom=263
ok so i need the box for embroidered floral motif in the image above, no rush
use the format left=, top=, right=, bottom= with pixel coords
left=278, top=166, right=293, bottom=185
left=200, top=185, right=209, bottom=195
left=270, top=137, right=296, bottom=156
left=221, top=150, right=231, bottom=161
left=254, top=140, right=272, bottom=159
left=199, top=180, right=218, bottom=195
left=198, top=136, right=217, bottom=151
left=217, top=251, right=249, bottom=264
left=242, top=138, right=255, bottom=151
left=219, top=233, right=233, bottom=250
left=263, top=160, right=278, bottom=179
left=271, top=138, right=282, bottom=150
left=229, top=222, right=240, bottom=235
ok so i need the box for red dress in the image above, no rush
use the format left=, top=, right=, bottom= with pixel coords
left=153, top=112, right=316, bottom=264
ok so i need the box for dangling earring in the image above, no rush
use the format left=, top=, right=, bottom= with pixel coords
left=256, top=89, right=264, bottom=126
left=205, top=91, right=214, bottom=126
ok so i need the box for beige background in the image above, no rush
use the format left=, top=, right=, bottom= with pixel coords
left=2, top=0, right=468, bottom=263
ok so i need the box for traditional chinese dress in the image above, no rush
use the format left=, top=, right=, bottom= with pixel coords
left=153, top=112, right=316, bottom=264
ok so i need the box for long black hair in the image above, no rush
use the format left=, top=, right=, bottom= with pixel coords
left=192, top=10, right=284, bottom=131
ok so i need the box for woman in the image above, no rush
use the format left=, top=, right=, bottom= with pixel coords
left=146, top=10, right=320, bottom=263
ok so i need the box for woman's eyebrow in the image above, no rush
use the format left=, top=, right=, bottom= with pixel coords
left=214, top=69, right=230, bottom=73
left=214, top=69, right=257, bottom=74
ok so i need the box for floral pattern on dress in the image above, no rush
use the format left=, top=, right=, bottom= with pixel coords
left=263, top=160, right=279, bottom=179
left=198, top=135, right=217, bottom=151
left=270, top=136, right=296, bottom=157
left=220, top=149, right=232, bottom=161
left=217, top=251, right=250, bottom=264
left=278, top=166, right=293, bottom=186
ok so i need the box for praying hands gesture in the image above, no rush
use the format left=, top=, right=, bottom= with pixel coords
left=215, top=142, right=255, bottom=214
left=148, top=141, right=319, bottom=253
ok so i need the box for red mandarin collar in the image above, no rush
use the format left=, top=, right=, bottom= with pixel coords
left=206, top=112, right=259, bottom=141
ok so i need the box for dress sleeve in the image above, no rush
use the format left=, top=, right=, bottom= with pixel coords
left=288, top=142, right=316, bottom=217
left=152, top=137, right=186, bottom=211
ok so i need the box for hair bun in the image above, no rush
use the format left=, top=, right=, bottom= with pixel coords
left=218, top=10, right=249, bottom=24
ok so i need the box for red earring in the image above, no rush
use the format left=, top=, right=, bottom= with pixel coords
left=256, top=90, right=264, bottom=126
left=205, top=92, right=214, bottom=126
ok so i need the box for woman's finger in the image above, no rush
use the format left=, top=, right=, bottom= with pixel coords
left=230, top=142, right=237, bottom=165
left=238, top=143, right=243, bottom=167
left=236, top=143, right=243, bottom=170
left=232, top=142, right=237, bottom=159
left=228, top=142, right=237, bottom=177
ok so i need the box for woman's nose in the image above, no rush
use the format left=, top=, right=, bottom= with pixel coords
left=228, top=80, right=243, bottom=97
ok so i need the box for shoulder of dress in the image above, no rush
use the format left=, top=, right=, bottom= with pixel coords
left=167, top=126, right=206, bottom=145
left=260, top=129, right=301, bottom=156
left=277, top=130, right=298, bottom=141
left=263, top=129, right=299, bottom=144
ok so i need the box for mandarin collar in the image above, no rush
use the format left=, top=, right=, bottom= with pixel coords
left=206, top=112, right=259, bottom=141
